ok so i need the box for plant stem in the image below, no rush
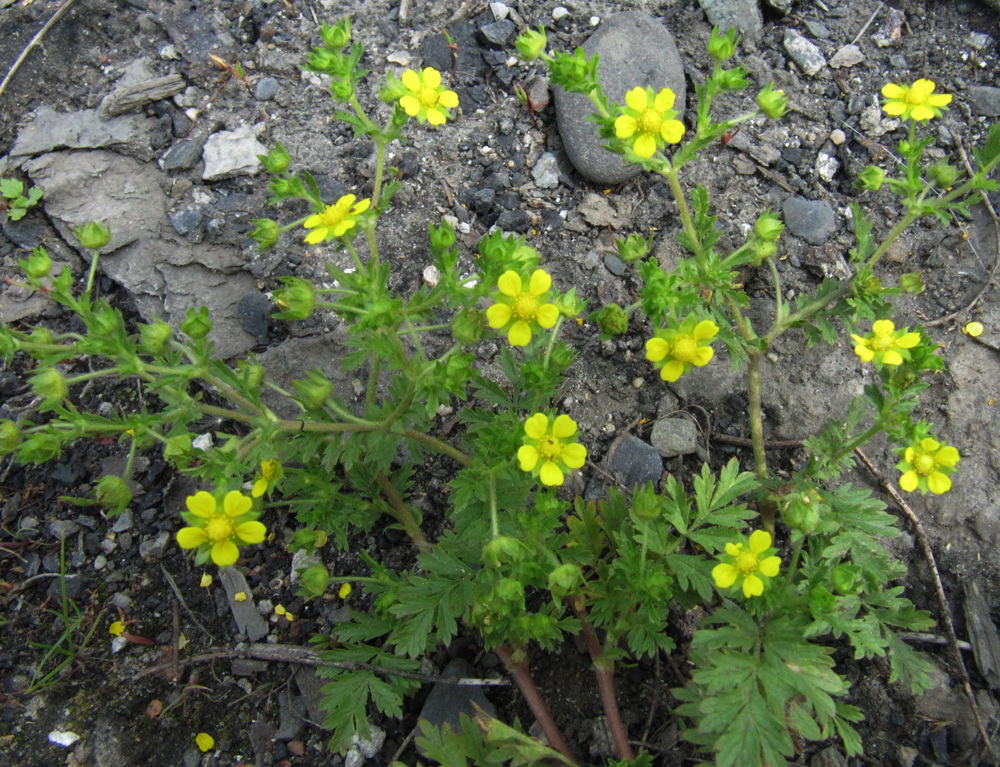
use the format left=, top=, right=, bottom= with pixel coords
left=488, top=468, right=499, bottom=538
left=665, top=168, right=699, bottom=255
left=375, top=472, right=429, bottom=552
left=494, top=644, right=578, bottom=764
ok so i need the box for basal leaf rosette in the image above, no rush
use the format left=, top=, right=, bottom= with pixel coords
left=487, top=269, right=560, bottom=346
left=384, top=67, right=459, bottom=126
left=613, top=86, right=685, bottom=159
left=712, top=530, right=781, bottom=598
left=303, top=193, right=371, bottom=244
left=881, top=79, right=952, bottom=122
left=645, top=315, right=719, bottom=382
left=518, top=413, right=587, bottom=486
left=177, top=490, right=267, bottom=567
left=851, top=319, right=920, bottom=367
left=896, top=436, right=960, bottom=495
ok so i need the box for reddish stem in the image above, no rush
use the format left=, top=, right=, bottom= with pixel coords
left=494, top=644, right=578, bottom=765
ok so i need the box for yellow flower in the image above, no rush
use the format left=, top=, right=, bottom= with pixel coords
left=613, top=86, right=686, bottom=159
left=234, top=591, right=248, bottom=602
left=486, top=269, right=560, bottom=347
left=109, top=620, right=126, bottom=636
left=851, top=319, right=921, bottom=366
left=176, top=490, right=267, bottom=567
left=195, top=732, right=215, bottom=752
left=964, top=321, right=984, bottom=338
left=251, top=459, right=282, bottom=498
left=881, top=79, right=952, bottom=122
left=338, top=582, right=353, bottom=599
left=397, top=67, right=459, bottom=126
left=274, top=604, right=287, bottom=616
left=518, top=413, right=587, bottom=486
left=303, top=194, right=371, bottom=244
left=645, top=316, right=719, bottom=382
left=712, top=530, right=781, bottom=598
left=897, top=436, right=960, bottom=495
left=200, top=573, right=213, bottom=588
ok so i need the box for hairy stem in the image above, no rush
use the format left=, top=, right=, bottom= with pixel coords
left=375, top=472, right=429, bottom=552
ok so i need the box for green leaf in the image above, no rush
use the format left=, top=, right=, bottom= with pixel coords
left=0, top=178, right=23, bottom=199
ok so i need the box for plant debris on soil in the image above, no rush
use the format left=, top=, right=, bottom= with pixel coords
left=1, top=0, right=999, bottom=765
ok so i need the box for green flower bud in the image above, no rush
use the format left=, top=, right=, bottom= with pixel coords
left=429, top=219, right=456, bottom=253
left=832, top=563, right=861, bottom=595
left=273, top=277, right=315, bottom=321
left=298, top=565, right=330, bottom=598
left=927, top=161, right=959, bottom=189
left=238, top=359, right=266, bottom=390
left=258, top=143, right=291, bottom=174
left=330, top=80, right=355, bottom=102
left=809, top=584, right=836, bottom=611
left=293, top=370, right=334, bottom=409
left=321, top=18, right=352, bottom=50
left=707, top=26, right=737, bottom=61
left=31, top=368, right=68, bottom=412
left=548, top=342, right=575, bottom=370
left=900, top=272, right=925, bottom=294
left=28, top=327, right=54, bottom=346
left=181, top=307, right=212, bottom=340
left=616, top=233, right=652, bottom=262
left=715, top=67, right=748, bottom=92
left=548, top=48, right=599, bottom=95
left=857, top=165, right=885, bottom=192
left=756, top=83, right=788, bottom=119
left=21, top=247, right=51, bottom=279
left=451, top=308, right=486, bottom=345
left=306, top=48, right=340, bottom=74
left=554, top=287, right=585, bottom=318
left=0, top=420, right=21, bottom=454
left=495, top=577, right=525, bottom=605
left=96, top=475, right=132, bottom=514
left=379, top=72, right=409, bottom=105
left=515, top=24, right=547, bottom=61
left=250, top=218, right=281, bottom=250
left=483, top=536, right=526, bottom=567
left=780, top=489, right=822, bottom=534
left=269, top=177, right=295, bottom=198
left=139, top=322, right=172, bottom=354
left=0, top=327, right=16, bottom=361
left=72, top=221, right=111, bottom=250
left=90, top=308, right=121, bottom=340
left=631, top=488, right=661, bottom=521
left=751, top=239, right=778, bottom=266
left=592, top=304, right=629, bottom=336
left=754, top=211, right=784, bottom=242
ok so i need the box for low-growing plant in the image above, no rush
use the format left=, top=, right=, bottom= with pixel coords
left=2, top=17, right=997, bottom=767
left=0, top=176, right=43, bottom=221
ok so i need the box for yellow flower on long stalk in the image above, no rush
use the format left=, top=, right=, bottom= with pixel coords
left=176, top=490, right=267, bottom=567
left=252, top=459, right=283, bottom=498
left=397, top=67, right=459, bottom=126
left=486, top=269, right=560, bottom=346
left=897, top=436, right=959, bottom=495
left=613, top=86, right=685, bottom=159
left=712, top=530, right=781, bottom=598
left=645, top=315, right=719, bottom=382
left=518, top=413, right=587, bottom=486
left=881, top=79, right=952, bottom=122
left=851, top=320, right=920, bottom=367
left=303, top=194, right=370, bottom=244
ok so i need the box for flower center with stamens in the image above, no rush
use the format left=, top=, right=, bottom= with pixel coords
left=639, top=108, right=662, bottom=133
left=870, top=334, right=894, bottom=351
left=513, top=293, right=539, bottom=319
left=914, top=453, right=936, bottom=476
left=671, top=336, right=698, bottom=362
left=420, top=86, right=440, bottom=107
left=205, top=517, right=235, bottom=542
left=539, top=437, right=562, bottom=460
left=736, top=550, right=759, bottom=574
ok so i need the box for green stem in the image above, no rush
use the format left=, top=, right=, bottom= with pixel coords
left=84, top=249, right=101, bottom=297
left=747, top=350, right=769, bottom=530
left=402, top=429, right=473, bottom=466
left=767, top=258, right=784, bottom=322
left=488, top=469, right=499, bottom=538
left=542, top=316, right=565, bottom=369
left=375, top=472, right=429, bottom=552
left=664, top=168, right=700, bottom=255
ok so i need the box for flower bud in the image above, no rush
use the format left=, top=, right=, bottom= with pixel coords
left=900, top=272, right=925, bottom=294
left=0, top=328, right=16, bottom=361
left=555, top=288, right=585, bottom=319
left=927, top=161, right=959, bottom=189
left=293, top=370, right=334, bottom=409
left=31, top=368, right=67, bottom=411
left=96, top=475, right=132, bottom=514
left=715, top=67, right=748, bottom=92
left=857, top=165, right=886, bottom=192
left=631, top=488, right=660, bottom=521
left=238, top=359, right=265, bottom=390
left=181, top=307, right=212, bottom=340
left=756, top=83, right=788, bottom=119
left=548, top=343, right=575, bottom=370
left=780, top=488, right=822, bottom=534
left=306, top=48, right=339, bottom=74
left=547, top=563, right=584, bottom=599
left=451, top=308, right=486, bottom=345
left=592, top=304, right=628, bottom=336
left=139, top=322, right=173, bottom=354
left=832, top=563, right=861, bottom=595
left=707, top=26, right=737, bottom=61
left=269, top=177, right=295, bottom=198
left=72, top=221, right=111, bottom=250
left=298, top=565, right=330, bottom=598
left=258, top=143, right=291, bottom=174
left=750, top=239, right=778, bottom=266
left=330, top=80, right=356, bottom=102
left=515, top=25, right=547, bottom=61
left=616, top=233, right=652, bottom=262
left=753, top=212, right=784, bottom=242
left=495, top=577, right=524, bottom=605
left=548, top=48, right=599, bottom=94
left=429, top=219, right=456, bottom=253
left=273, top=277, right=316, bottom=321
left=250, top=218, right=281, bottom=250
left=28, top=327, right=54, bottom=346
left=21, top=247, right=51, bottom=279
left=483, top=536, right=526, bottom=567
left=321, top=18, right=352, bottom=50
left=0, top=420, right=21, bottom=454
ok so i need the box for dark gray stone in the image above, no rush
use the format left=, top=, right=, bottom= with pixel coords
left=697, top=0, right=764, bottom=37
left=237, top=291, right=273, bottom=343
left=478, top=20, right=515, bottom=47
left=531, top=152, right=561, bottom=189
left=554, top=12, right=686, bottom=185
left=169, top=207, right=203, bottom=235
left=417, top=659, right=498, bottom=756
left=603, top=253, right=627, bottom=276
left=255, top=76, right=280, bottom=101
left=650, top=417, right=698, bottom=458
left=605, top=435, right=662, bottom=489
left=497, top=209, right=530, bottom=233
left=966, top=86, right=1000, bottom=117
left=160, top=139, right=202, bottom=171
left=781, top=196, right=837, bottom=245
left=783, top=29, right=827, bottom=76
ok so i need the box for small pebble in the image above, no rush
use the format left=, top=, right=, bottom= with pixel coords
left=632, top=377, right=644, bottom=388
left=552, top=6, right=570, bottom=21
left=255, top=76, right=280, bottom=101
left=830, top=129, right=847, bottom=145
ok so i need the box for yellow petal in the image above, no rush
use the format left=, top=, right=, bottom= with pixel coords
left=653, top=88, right=675, bottom=111
left=524, top=413, right=549, bottom=439
left=235, top=520, right=267, bottom=544
left=899, top=470, right=919, bottom=492
left=539, top=460, right=564, bottom=486
left=177, top=527, right=207, bottom=549
left=422, top=67, right=442, bottom=87
left=624, top=87, right=648, bottom=111
left=337, top=193, right=357, bottom=208
left=518, top=445, right=540, bottom=471
left=896, top=332, right=920, bottom=349
left=304, top=228, right=327, bottom=244
left=749, top=529, right=772, bottom=554
left=919, top=437, right=940, bottom=452
left=486, top=302, right=512, bottom=328
left=927, top=472, right=952, bottom=494
left=186, top=491, right=216, bottom=518
left=535, top=303, right=560, bottom=328
left=614, top=115, right=638, bottom=139
left=742, top=574, right=764, bottom=598
left=881, top=350, right=903, bottom=366
left=882, top=101, right=906, bottom=116
left=528, top=269, right=552, bottom=296
left=332, top=220, right=354, bottom=237
left=759, top=556, right=781, bottom=578
left=211, top=540, right=240, bottom=567
left=725, top=542, right=742, bottom=557
left=497, top=270, right=522, bottom=297
left=401, top=69, right=421, bottom=91
left=508, top=321, right=531, bottom=346
left=881, top=83, right=905, bottom=99
left=427, top=108, right=447, bottom=126
left=712, top=563, right=738, bottom=588
left=854, top=344, right=874, bottom=362
left=633, top=133, right=656, bottom=158
left=399, top=95, right=420, bottom=116
left=935, top=446, right=960, bottom=466
left=560, top=442, right=587, bottom=469
left=661, top=120, right=685, bottom=144
left=929, top=93, right=952, bottom=107
left=352, top=198, right=372, bottom=214
left=910, top=106, right=934, bottom=121
left=252, top=479, right=267, bottom=498
left=438, top=90, right=459, bottom=108
left=645, top=338, right=669, bottom=362
left=303, top=214, right=323, bottom=228
left=910, top=79, right=935, bottom=99
left=872, top=319, right=895, bottom=336
left=692, top=346, right=714, bottom=367
left=660, top=360, right=685, bottom=382
left=195, top=733, right=215, bottom=752
left=693, top=320, right=719, bottom=341
left=224, top=490, right=252, bottom=517
left=552, top=414, right=577, bottom=438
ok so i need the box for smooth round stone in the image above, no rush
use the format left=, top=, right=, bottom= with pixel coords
left=554, top=12, right=686, bottom=185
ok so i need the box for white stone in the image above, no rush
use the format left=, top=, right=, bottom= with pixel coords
left=552, top=6, right=570, bottom=20
left=490, top=2, right=509, bottom=19
left=202, top=124, right=268, bottom=181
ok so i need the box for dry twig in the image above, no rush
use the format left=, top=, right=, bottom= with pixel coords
left=0, top=0, right=81, bottom=101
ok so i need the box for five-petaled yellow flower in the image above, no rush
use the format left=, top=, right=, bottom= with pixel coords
left=851, top=320, right=920, bottom=367
left=487, top=269, right=560, bottom=347
left=303, top=194, right=371, bottom=244
left=881, top=79, right=952, bottom=122
left=518, top=413, right=587, bottom=487
left=398, top=67, right=459, bottom=126
left=614, top=86, right=686, bottom=159
left=897, top=436, right=960, bottom=495
left=252, top=459, right=282, bottom=498
left=712, top=530, right=781, bottom=598
left=645, top=316, right=719, bottom=382
left=176, top=490, right=267, bottom=567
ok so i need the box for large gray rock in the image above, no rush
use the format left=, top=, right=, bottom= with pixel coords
left=554, top=12, right=686, bottom=185
left=417, top=659, right=498, bottom=756
left=9, top=105, right=153, bottom=161
left=698, top=0, right=764, bottom=38
left=781, top=196, right=837, bottom=246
